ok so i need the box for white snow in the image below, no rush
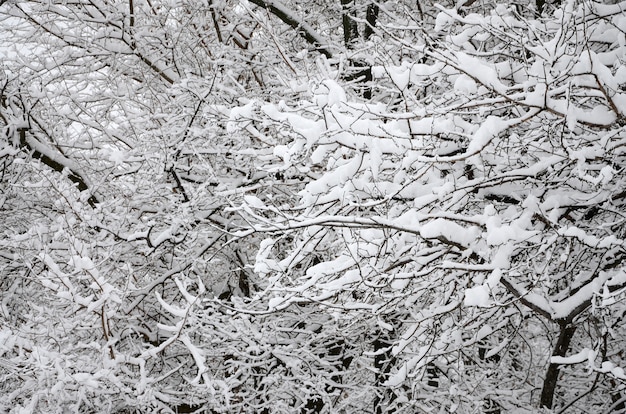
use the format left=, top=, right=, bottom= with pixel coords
left=268, top=296, right=290, bottom=310
left=155, top=292, right=188, bottom=318
left=435, top=10, right=456, bottom=32
left=455, top=52, right=508, bottom=95
left=551, top=348, right=591, bottom=365
left=387, top=64, right=411, bottom=90
left=464, top=284, right=491, bottom=307
left=454, top=74, right=477, bottom=95
left=420, top=218, right=480, bottom=248
left=244, top=195, right=267, bottom=209
left=466, top=116, right=510, bottom=154
left=314, top=79, right=346, bottom=107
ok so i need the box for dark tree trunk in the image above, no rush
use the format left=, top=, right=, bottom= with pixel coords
left=426, top=362, right=439, bottom=388
left=301, top=338, right=353, bottom=413
left=536, top=0, right=563, bottom=16
left=536, top=0, right=546, bottom=15
left=363, top=3, right=379, bottom=40
left=540, top=323, right=577, bottom=409
left=341, top=0, right=359, bottom=47
left=373, top=335, right=396, bottom=413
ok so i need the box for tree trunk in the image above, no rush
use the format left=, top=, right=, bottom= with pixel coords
left=540, top=323, right=577, bottom=409
left=373, top=335, right=396, bottom=413
left=363, top=3, right=379, bottom=40
left=341, top=0, right=359, bottom=47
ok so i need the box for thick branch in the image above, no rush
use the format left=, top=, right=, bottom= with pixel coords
left=19, top=128, right=99, bottom=207
left=247, top=0, right=333, bottom=58
left=500, top=277, right=553, bottom=320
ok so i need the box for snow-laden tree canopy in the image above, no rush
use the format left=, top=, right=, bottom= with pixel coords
left=0, top=0, right=625, bottom=412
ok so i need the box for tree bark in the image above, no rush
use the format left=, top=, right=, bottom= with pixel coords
left=363, top=3, right=379, bottom=40
left=540, top=323, right=577, bottom=409
left=373, top=335, right=396, bottom=413
left=341, top=0, right=359, bottom=48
